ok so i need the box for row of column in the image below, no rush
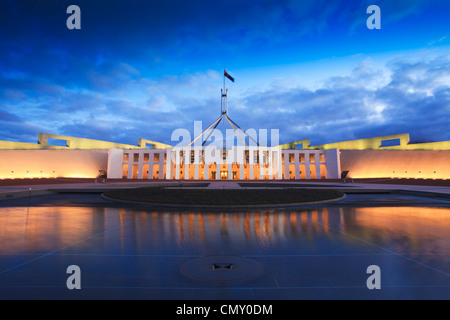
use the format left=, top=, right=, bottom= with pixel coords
left=281, top=150, right=328, bottom=179
left=119, top=148, right=340, bottom=180
left=166, top=147, right=283, bottom=180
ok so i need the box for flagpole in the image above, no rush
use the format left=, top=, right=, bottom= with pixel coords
left=223, top=68, right=226, bottom=115
left=222, top=68, right=228, bottom=116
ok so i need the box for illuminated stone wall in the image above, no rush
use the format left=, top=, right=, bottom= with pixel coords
left=340, top=150, right=450, bottom=179
left=278, top=133, right=450, bottom=151
left=0, top=150, right=108, bottom=179
left=0, top=133, right=172, bottom=150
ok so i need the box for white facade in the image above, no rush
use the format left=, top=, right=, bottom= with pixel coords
left=281, top=149, right=340, bottom=180
left=106, top=147, right=341, bottom=180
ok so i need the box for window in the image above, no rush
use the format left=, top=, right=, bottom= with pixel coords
left=288, top=153, right=294, bottom=162
left=179, top=151, right=184, bottom=164
left=143, top=153, right=149, bottom=162
left=48, top=138, right=68, bottom=147
left=122, top=164, right=128, bottom=178
left=299, top=153, right=305, bottom=162
left=143, top=164, right=149, bottom=179
left=153, top=164, right=160, bottom=179
left=123, top=153, right=129, bottom=162
left=289, top=164, right=295, bottom=179
left=254, top=151, right=259, bottom=163
left=319, top=153, right=326, bottom=162
left=310, top=165, right=316, bottom=179
left=263, top=151, right=269, bottom=164
left=309, top=154, right=315, bottom=162
left=132, top=164, right=139, bottom=178
left=381, top=138, right=400, bottom=147
left=133, top=153, right=139, bottom=162
left=154, top=153, right=160, bottom=163
left=320, top=164, right=327, bottom=179
left=299, top=165, right=306, bottom=179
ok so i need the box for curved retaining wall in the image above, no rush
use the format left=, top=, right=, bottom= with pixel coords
left=340, top=150, right=450, bottom=179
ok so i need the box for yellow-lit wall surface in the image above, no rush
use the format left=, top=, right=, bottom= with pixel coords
left=340, top=150, right=450, bottom=179
left=278, top=133, right=450, bottom=151
left=0, top=150, right=108, bottom=179
left=0, top=133, right=171, bottom=150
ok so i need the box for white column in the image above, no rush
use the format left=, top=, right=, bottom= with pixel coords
left=148, top=158, right=154, bottom=180
left=165, top=150, right=171, bottom=180
left=324, top=149, right=340, bottom=179
left=268, top=149, right=274, bottom=180
left=159, top=152, right=165, bottom=179
left=106, top=148, right=124, bottom=179
left=216, top=162, right=220, bottom=180
left=284, top=152, right=289, bottom=179
left=127, top=152, right=133, bottom=179
left=295, top=151, right=300, bottom=180
left=138, top=152, right=143, bottom=179
left=259, top=149, right=264, bottom=179
left=194, top=149, right=199, bottom=180
left=305, top=152, right=311, bottom=179
left=277, top=149, right=283, bottom=179
left=216, top=148, right=221, bottom=180
left=184, top=149, right=189, bottom=180
left=316, top=162, right=321, bottom=179
left=175, top=150, right=180, bottom=180
left=239, top=148, right=245, bottom=180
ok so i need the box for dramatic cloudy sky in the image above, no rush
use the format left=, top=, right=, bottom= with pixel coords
left=0, top=0, right=449, bottom=146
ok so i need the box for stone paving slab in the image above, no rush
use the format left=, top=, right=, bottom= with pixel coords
left=0, top=180, right=449, bottom=201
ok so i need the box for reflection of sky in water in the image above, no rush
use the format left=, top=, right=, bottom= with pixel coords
left=0, top=207, right=449, bottom=267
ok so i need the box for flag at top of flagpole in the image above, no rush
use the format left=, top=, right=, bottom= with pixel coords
left=224, top=69, right=235, bottom=82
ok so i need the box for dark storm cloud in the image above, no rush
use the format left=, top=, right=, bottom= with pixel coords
left=0, top=109, right=23, bottom=123
left=1, top=55, right=448, bottom=146
left=0, top=109, right=49, bottom=142
left=233, top=56, right=450, bottom=145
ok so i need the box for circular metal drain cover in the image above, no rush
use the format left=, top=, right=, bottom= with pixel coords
left=181, top=256, right=264, bottom=282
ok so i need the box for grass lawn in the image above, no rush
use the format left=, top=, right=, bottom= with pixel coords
left=103, top=187, right=345, bottom=206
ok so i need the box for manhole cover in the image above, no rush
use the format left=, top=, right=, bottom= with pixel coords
left=181, top=256, right=264, bottom=282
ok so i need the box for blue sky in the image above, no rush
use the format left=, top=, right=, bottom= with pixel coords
left=0, top=0, right=449, bottom=146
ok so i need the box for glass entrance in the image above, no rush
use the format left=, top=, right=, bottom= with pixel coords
left=220, top=171, right=228, bottom=180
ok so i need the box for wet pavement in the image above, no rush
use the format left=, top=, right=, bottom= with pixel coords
left=0, top=191, right=448, bottom=300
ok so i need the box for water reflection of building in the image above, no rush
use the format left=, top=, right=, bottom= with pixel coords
left=340, top=207, right=450, bottom=255
left=0, top=207, right=448, bottom=264
left=0, top=207, right=95, bottom=254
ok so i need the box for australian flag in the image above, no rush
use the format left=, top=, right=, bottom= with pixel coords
left=224, top=69, right=235, bottom=82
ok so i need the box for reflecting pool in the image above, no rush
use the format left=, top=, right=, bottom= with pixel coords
left=0, top=205, right=449, bottom=299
